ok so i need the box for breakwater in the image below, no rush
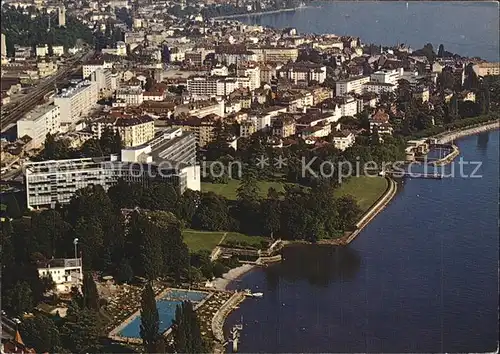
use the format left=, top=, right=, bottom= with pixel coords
left=435, top=120, right=499, bottom=144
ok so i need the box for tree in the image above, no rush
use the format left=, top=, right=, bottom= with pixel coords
left=5, top=195, right=22, bottom=219
left=192, top=193, right=231, bottom=231
left=3, top=281, right=33, bottom=317
left=140, top=283, right=160, bottom=354
left=260, top=188, right=281, bottom=237
left=82, top=272, right=100, bottom=311
left=99, top=127, right=122, bottom=155
left=61, top=303, right=101, bottom=353
left=74, top=217, right=104, bottom=269
left=20, top=315, right=61, bottom=353
left=172, top=301, right=207, bottom=353
left=116, top=259, right=134, bottom=284
left=80, top=138, right=103, bottom=157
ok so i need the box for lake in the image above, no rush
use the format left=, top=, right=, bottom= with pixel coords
left=225, top=130, right=499, bottom=352
left=239, top=1, right=500, bottom=61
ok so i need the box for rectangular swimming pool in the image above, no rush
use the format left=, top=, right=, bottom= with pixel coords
left=118, top=289, right=209, bottom=339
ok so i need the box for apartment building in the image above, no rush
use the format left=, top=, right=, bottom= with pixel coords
left=370, top=68, right=403, bottom=85
left=186, top=76, right=251, bottom=98
left=175, top=99, right=225, bottom=118
left=90, top=69, right=118, bottom=99
left=82, top=59, right=113, bottom=78
left=54, top=80, right=98, bottom=124
left=335, top=76, right=370, bottom=96
left=331, top=130, right=355, bottom=151
left=363, top=82, right=396, bottom=95
left=36, top=45, right=49, bottom=57
left=277, top=62, right=327, bottom=84
left=214, top=45, right=257, bottom=65
left=251, top=46, right=299, bottom=63
left=237, top=63, right=261, bottom=91
left=272, top=115, right=296, bottom=138
left=91, top=115, right=155, bottom=147
left=115, top=86, right=144, bottom=106
left=240, top=120, right=257, bottom=138
left=17, top=104, right=61, bottom=148
left=172, top=115, right=218, bottom=147
left=472, top=62, right=500, bottom=77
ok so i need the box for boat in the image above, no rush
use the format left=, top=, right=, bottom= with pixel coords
left=251, top=292, right=264, bottom=297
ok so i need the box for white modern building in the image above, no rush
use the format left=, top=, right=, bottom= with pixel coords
left=36, top=45, right=49, bottom=57
left=37, top=258, right=82, bottom=293
left=370, top=68, right=404, bottom=86
left=17, top=104, right=61, bottom=148
left=82, top=60, right=113, bottom=78
left=24, top=129, right=200, bottom=209
left=335, top=76, right=370, bottom=96
left=237, top=64, right=261, bottom=91
left=187, top=76, right=251, bottom=98
left=54, top=80, right=98, bottom=124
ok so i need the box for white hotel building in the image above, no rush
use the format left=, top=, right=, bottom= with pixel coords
left=17, top=104, right=61, bottom=148
left=24, top=128, right=200, bottom=209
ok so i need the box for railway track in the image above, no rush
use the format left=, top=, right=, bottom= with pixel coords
left=0, top=49, right=95, bottom=133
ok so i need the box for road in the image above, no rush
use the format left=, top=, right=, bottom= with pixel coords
left=0, top=49, right=95, bottom=133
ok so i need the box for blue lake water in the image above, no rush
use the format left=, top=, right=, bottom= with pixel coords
left=225, top=130, right=499, bottom=352
left=240, top=1, right=500, bottom=61
left=118, top=289, right=208, bottom=338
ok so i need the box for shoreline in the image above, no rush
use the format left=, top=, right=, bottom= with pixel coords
left=212, top=263, right=257, bottom=290
left=434, top=120, right=499, bottom=144
left=212, top=6, right=312, bottom=20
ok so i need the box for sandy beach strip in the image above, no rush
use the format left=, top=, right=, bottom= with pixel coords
left=212, top=264, right=256, bottom=290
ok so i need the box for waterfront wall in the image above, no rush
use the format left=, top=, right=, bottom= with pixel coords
left=211, top=292, right=246, bottom=343
left=435, top=121, right=500, bottom=144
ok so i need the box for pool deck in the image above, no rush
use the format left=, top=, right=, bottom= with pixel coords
left=108, top=287, right=212, bottom=344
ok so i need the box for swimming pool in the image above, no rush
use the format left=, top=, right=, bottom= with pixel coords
left=118, top=289, right=209, bottom=339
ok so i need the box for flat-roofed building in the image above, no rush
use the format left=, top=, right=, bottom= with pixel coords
left=335, top=76, right=370, bottom=96
left=17, top=104, right=61, bottom=148
left=54, top=80, right=98, bottom=124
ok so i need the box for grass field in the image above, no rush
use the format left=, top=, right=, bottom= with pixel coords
left=223, top=232, right=269, bottom=248
left=334, top=176, right=388, bottom=212
left=182, top=229, right=225, bottom=253
left=201, top=180, right=285, bottom=200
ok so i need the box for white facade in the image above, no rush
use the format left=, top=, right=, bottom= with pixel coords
left=335, top=76, right=370, bottom=96
left=187, top=76, right=251, bottom=98
left=332, top=132, right=355, bottom=151
left=82, top=61, right=113, bottom=78
left=17, top=105, right=60, bottom=148
left=36, top=45, right=49, bottom=57
left=370, top=68, right=403, bottom=85
left=363, top=82, right=396, bottom=95
left=237, top=65, right=261, bottom=91
left=54, top=81, right=98, bottom=124
left=38, top=258, right=82, bottom=293
left=1, top=33, right=6, bottom=59
left=52, top=45, right=65, bottom=56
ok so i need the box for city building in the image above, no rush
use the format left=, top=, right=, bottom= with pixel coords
left=174, top=99, right=225, bottom=118
left=91, top=114, right=155, bottom=147
left=277, top=62, right=327, bottom=84
left=58, top=5, right=66, bottom=27
left=331, top=130, right=355, bottom=151
left=272, top=115, right=296, bottom=138
left=54, top=80, right=98, bottom=124
left=472, top=62, right=500, bottom=77
left=115, top=86, right=144, bottom=106
left=240, top=120, right=257, bottom=138
left=36, top=44, right=49, bottom=57
left=237, top=63, right=261, bottom=91
left=370, top=68, right=404, bottom=85
left=186, top=76, right=251, bottom=98
left=37, top=258, right=82, bottom=293
left=363, top=81, right=396, bottom=95
left=52, top=45, right=65, bottom=56
left=172, top=115, right=218, bottom=147
left=1, top=33, right=7, bottom=61
left=335, top=76, right=370, bottom=96
left=17, top=104, right=61, bottom=148
left=82, top=59, right=113, bottom=78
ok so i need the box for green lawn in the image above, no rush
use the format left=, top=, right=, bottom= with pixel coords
left=223, top=232, right=269, bottom=249
left=182, top=229, right=225, bottom=253
left=201, top=180, right=285, bottom=200
left=334, top=176, right=388, bottom=213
